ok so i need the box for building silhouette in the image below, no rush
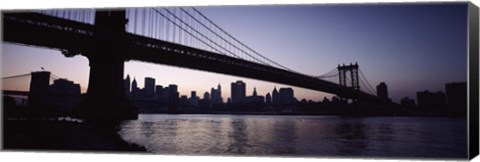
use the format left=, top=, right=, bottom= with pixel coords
left=272, top=86, right=280, bottom=104
left=211, top=84, right=223, bottom=104
left=144, top=77, right=155, bottom=97
left=278, top=87, right=295, bottom=105
left=445, top=82, right=467, bottom=113
left=376, top=82, right=390, bottom=101
left=190, top=91, right=199, bottom=106
left=155, top=85, right=163, bottom=97
left=131, top=77, right=139, bottom=99
left=231, top=80, right=246, bottom=103
left=28, top=71, right=51, bottom=108
left=244, top=87, right=264, bottom=103
left=265, top=93, right=271, bottom=104
left=203, top=91, right=210, bottom=101
left=124, top=75, right=131, bottom=97
left=416, top=90, right=446, bottom=110
left=49, top=78, right=81, bottom=111
left=400, top=97, right=416, bottom=110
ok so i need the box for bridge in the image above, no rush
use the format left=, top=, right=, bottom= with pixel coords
left=2, top=8, right=384, bottom=119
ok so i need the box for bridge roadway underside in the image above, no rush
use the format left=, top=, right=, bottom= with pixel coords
left=3, top=13, right=380, bottom=105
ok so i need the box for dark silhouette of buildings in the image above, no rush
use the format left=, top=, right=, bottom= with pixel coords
left=28, top=71, right=51, bottom=108
left=231, top=80, right=246, bottom=103
left=278, top=88, right=295, bottom=105
left=124, top=75, right=131, bottom=97
left=190, top=91, right=199, bottom=106
left=265, top=93, right=272, bottom=104
left=155, top=85, right=163, bottom=97
left=400, top=97, right=416, bottom=110
left=131, top=77, right=139, bottom=99
left=144, top=77, right=155, bottom=97
left=272, top=87, right=280, bottom=104
left=417, top=90, right=446, bottom=110
left=243, top=87, right=264, bottom=103
left=211, top=84, right=223, bottom=104
left=204, top=91, right=210, bottom=101
left=376, top=82, right=390, bottom=101
left=49, top=78, right=81, bottom=112
left=445, top=82, right=467, bottom=113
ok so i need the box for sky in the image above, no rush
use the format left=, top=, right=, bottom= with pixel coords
left=1, top=3, right=468, bottom=103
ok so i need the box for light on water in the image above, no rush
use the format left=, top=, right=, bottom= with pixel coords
left=118, top=114, right=467, bottom=158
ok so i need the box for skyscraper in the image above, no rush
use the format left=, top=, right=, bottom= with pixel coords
left=131, top=77, right=139, bottom=99
left=231, top=80, right=246, bottom=103
left=28, top=71, right=51, bottom=107
left=265, top=93, right=271, bottom=104
left=272, top=86, right=280, bottom=104
left=376, top=82, right=389, bottom=101
left=144, top=77, right=155, bottom=97
left=124, top=74, right=130, bottom=95
left=211, top=84, right=223, bottom=104
left=279, top=87, right=295, bottom=104
left=155, top=85, right=163, bottom=97
left=49, top=78, right=81, bottom=110
left=190, top=91, right=199, bottom=106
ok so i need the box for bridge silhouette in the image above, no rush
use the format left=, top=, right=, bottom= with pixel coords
left=2, top=8, right=384, bottom=119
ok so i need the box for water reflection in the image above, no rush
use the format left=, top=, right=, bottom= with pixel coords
left=117, top=115, right=467, bottom=158
left=226, top=119, right=248, bottom=154
left=334, top=118, right=369, bottom=156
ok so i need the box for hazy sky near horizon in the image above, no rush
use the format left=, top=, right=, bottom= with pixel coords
left=1, top=3, right=468, bottom=102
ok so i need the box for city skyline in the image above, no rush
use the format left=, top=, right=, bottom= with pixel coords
left=1, top=3, right=468, bottom=103
left=1, top=2, right=474, bottom=158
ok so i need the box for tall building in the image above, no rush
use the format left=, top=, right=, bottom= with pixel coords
left=131, top=77, right=139, bottom=99
left=28, top=71, right=51, bottom=107
left=416, top=90, right=446, bottom=110
left=272, top=86, right=280, bottom=104
left=376, top=82, right=389, bottom=101
left=49, top=78, right=81, bottom=110
left=203, top=91, right=210, bottom=101
left=168, top=84, right=178, bottom=97
left=190, top=91, right=199, bottom=106
left=155, top=85, right=163, bottom=97
left=124, top=75, right=130, bottom=95
left=279, top=88, right=295, bottom=105
left=144, top=77, right=155, bottom=97
left=211, top=84, right=223, bottom=104
left=265, top=93, right=271, bottom=104
left=231, top=80, right=246, bottom=103
left=168, top=84, right=179, bottom=103
left=445, top=82, right=467, bottom=112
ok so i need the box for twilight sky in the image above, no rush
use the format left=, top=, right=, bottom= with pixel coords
left=1, top=3, right=468, bottom=102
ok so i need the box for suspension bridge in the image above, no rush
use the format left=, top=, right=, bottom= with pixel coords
left=2, top=8, right=384, bottom=119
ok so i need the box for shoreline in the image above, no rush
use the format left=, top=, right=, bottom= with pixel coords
left=3, top=119, right=147, bottom=153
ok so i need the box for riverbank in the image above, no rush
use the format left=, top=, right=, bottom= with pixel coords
left=3, top=119, right=147, bottom=153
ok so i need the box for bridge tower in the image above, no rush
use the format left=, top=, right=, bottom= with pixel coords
left=75, top=9, right=137, bottom=120
left=337, top=63, right=360, bottom=101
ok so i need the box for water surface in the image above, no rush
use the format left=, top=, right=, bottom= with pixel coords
left=118, top=114, right=467, bottom=158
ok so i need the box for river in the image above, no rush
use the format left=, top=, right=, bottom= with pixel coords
left=118, top=114, right=467, bottom=159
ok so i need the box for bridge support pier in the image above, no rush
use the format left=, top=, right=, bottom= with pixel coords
left=75, top=9, right=137, bottom=120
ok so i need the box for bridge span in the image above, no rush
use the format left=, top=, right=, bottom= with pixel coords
left=3, top=10, right=382, bottom=119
